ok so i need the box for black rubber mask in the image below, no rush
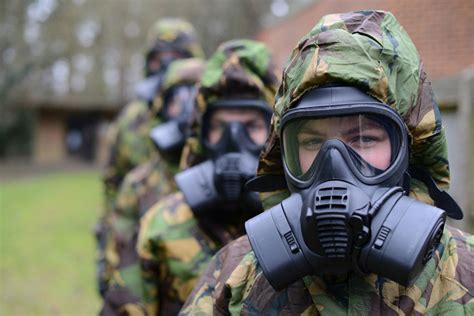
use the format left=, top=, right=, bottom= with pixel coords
left=149, top=85, right=197, bottom=158
left=175, top=101, right=271, bottom=217
left=245, top=86, right=448, bottom=290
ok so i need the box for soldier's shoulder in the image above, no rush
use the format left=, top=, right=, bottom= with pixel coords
left=218, top=235, right=253, bottom=264
left=211, top=236, right=256, bottom=285
left=444, top=225, right=473, bottom=256
left=433, top=226, right=474, bottom=306
left=140, top=192, right=195, bottom=236
left=122, top=159, right=158, bottom=187
left=116, top=100, right=149, bottom=127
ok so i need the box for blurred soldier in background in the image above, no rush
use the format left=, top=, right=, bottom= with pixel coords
left=96, top=17, right=204, bottom=297
left=132, top=39, right=279, bottom=315
left=100, top=57, right=205, bottom=315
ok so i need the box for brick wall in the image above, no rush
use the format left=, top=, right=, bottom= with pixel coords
left=257, top=0, right=474, bottom=79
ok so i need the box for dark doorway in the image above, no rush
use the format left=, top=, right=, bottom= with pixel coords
left=65, top=113, right=98, bottom=161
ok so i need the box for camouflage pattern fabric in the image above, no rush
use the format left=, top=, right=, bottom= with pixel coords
left=180, top=10, right=474, bottom=315
left=181, top=227, right=473, bottom=315
left=131, top=39, right=279, bottom=315
left=185, top=39, right=279, bottom=163
left=98, top=100, right=160, bottom=297
left=103, top=100, right=160, bottom=213
left=97, top=17, right=203, bottom=299
left=145, top=17, right=204, bottom=61
left=137, top=192, right=248, bottom=315
left=100, top=59, right=205, bottom=313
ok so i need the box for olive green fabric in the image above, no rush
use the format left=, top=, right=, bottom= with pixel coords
left=100, top=58, right=204, bottom=314
left=131, top=39, right=280, bottom=315
left=98, top=99, right=160, bottom=297
left=179, top=11, right=474, bottom=315
left=137, top=192, right=245, bottom=315
left=183, top=39, right=280, bottom=166
left=145, top=17, right=204, bottom=59
left=258, top=10, right=449, bottom=199
left=181, top=227, right=473, bottom=315
left=103, top=101, right=159, bottom=213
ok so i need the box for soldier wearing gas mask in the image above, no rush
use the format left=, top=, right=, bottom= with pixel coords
left=97, top=18, right=204, bottom=297
left=180, top=11, right=473, bottom=315
left=100, top=58, right=204, bottom=315
left=135, top=39, right=279, bottom=315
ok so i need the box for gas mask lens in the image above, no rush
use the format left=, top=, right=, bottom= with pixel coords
left=206, top=108, right=270, bottom=146
left=162, top=85, right=197, bottom=121
left=283, top=113, right=402, bottom=179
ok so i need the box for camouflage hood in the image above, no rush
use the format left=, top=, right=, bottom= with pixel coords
left=258, top=10, right=449, bottom=203
left=146, top=17, right=204, bottom=60
left=160, top=58, right=205, bottom=94
left=151, top=57, right=205, bottom=116
left=180, top=39, right=280, bottom=168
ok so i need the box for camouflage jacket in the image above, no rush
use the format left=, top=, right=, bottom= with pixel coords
left=101, top=156, right=177, bottom=314
left=136, top=192, right=247, bottom=315
left=103, top=100, right=160, bottom=213
left=98, top=100, right=159, bottom=299
left=180, top=227, right=474, bottom=315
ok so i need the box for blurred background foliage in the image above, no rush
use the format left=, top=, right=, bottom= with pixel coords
left=0, top=0, right=312, bottom=158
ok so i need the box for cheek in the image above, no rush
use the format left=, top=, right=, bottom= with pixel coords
left=361, top=142, right=392, bottom=170
left=299, top=148, right=314, bottom=174
left=249, top=129, right=268, bottom=145
left=208, top=130, right=218, bottom=145
left=167, top=102, right=180, bottom=118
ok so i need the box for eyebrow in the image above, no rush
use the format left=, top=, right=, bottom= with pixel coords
left=299, top=126, right=325, bottom=136
left=298, top=122, right=384, bottom=136
left=341, top=122, right=384, bottom=137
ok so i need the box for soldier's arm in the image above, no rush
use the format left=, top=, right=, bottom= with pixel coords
left=180, top=236, right=253, bottom=315
left=137, top=203, right=167, bottom=316
left=99, top=176, right=151, bottom=316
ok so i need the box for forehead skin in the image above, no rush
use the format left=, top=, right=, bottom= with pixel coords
left=209, top=108, right=266, bottom=123
left=299, top=116, right=386, bottom=137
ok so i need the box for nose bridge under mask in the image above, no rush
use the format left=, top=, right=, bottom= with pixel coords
left=222, top=121, right=248, bottom=152
left=303, top=139, right=373, bottom=188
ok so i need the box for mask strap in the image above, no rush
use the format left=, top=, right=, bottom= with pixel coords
left=409, top=166, right=463, bottom=220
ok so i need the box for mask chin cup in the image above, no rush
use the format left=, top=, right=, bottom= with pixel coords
left=149, top=122, right=185, bottom=154
left=410, top=166, right=463, bottom=220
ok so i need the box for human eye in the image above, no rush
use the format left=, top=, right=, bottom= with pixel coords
left=298, top=134, right=324, bottom=151
left=349, top=132, right=382, bottom=148
left=246, top=120, right=265, bottom=132
left=209, top=120, right=226, bottom=133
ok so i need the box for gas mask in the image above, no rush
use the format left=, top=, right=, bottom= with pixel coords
left=175, top=100, right=272, bottom=216
left=245, top=86, right=458, bottom=290
left=149, top=85, right=197, bottom=158
left=137, top=49, right=189, bottom=101
left=134, top=73, right=163, bottom=103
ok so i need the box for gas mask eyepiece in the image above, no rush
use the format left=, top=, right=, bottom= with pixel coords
left=245, top=86, right=447, bottom=290
left=175, top=100, right=272, bottom=216
left=149, top=85, right=197, bottom=155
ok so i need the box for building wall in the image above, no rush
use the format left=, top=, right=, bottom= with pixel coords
left=257, top=0, right=474, bottom=79
left=34, top=111, right=66, bottom=164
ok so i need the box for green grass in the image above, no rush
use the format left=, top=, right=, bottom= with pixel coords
left=0, top=170, right=102, bottom=315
